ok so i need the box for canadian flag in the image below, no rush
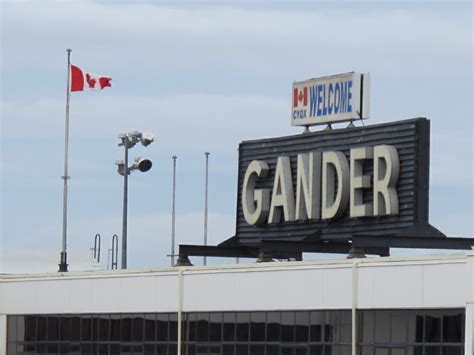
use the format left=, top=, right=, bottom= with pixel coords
left=70, top=64, right=112, bottom=92
left=293, top=87, right=308, bottom=108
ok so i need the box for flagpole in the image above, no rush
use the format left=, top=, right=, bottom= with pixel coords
left=59, top=48, right=71, bottom=272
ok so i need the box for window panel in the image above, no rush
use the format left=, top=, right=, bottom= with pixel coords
left=295, top=311, right=309, bottom=342
left=81, top=315, right=93, bottom=341
left=442, top=313, right=463, bottom=343
left=186, top=313, right=197, bottom=342
left=339, top=312, right=351, bottom=343
left=8, top=316, right=17, bottom=342
left=97, top=314, right=109, bottom=341
left=250, top=312, right=266, bottom=342
left=324, top=345, right=335, bottom=355
left=223, top=344, right=234, bottom=355
left=266, top=345, right=280, bottom=355
left=281, top=312, right=295, bottom=343
left=47, top=316, right=60, bottom=341
left=169, top=313, right=178, bottom=341
left=425, top=314, right=442, bottom=343
left=97, top=344, right=108, bottom=355
left=360, top=311, right=374, bottom=344
left=324, top=312, right=338, bottom=343
left=250, top=345, right=265, bottom=355
left=156, top=313, right=169, bottom=341
left=60, top=316, right=71, bottom=341
left=223, top=312, right=236, bottom=342
left=236, top=344, right=248, bottom=355
left=310, top=312, right=323, bottom=343
left=110, top=314, right=121, bottom=342
left=309, top=345, right=323, bottom=355
left=441, top=347, right=462, bottom=355
left=267, top=312, right=281, bottom=342
left=236, top=312, right=250, bottom=342
left=156, top=344, right=167, bottom=355
left=196, top=312, right=210, bottom=342
left=425, top=346, right=441, bottom=355
left=37, top=316, right=48, bottom=341
left=390, top=311, right=408, bottom=344
left=296, top=348, right=309, bottom=355
left=144, top=314, right=157, bottom=342
left=210, top=313, right=223, bottom=342
left=359, top=346, right=373, bottom=355
left=407, top=312, right=424, bottom=343
left=121, top=315, right=132, bottom=342
left=132, top=314, right=144, bottom=342
left=24, top=315, right=37, bottom=342
left=374, top=311, right=390, bottom=343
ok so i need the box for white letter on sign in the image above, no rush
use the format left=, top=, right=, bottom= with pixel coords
left=295, top=152, right=321, bottom=220
left=350, top=147, right=373, bottom=217
left=373, top=145, right=400, bottom=216
left=321, top=151, right=349, bottom=219
left=268, top=156, right=296, bottom=224
left=242, top=160, right=270, bottom=225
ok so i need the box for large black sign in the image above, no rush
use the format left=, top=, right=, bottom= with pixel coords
left=235, top=118, right=430, bottom=246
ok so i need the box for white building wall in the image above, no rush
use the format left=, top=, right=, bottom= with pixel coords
left=1, top=255, right=472, bottom=315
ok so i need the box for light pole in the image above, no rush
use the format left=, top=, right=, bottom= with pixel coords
left=116, top=131, right=155, bottom=269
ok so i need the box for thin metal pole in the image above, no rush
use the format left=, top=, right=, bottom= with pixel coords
left=59, top=49, right=71, bottom=272
left=203, top=152, right=210, bottom=265
left=121, top=138, right=129, bottom=269
left=171, top=156, right=177, bottom=266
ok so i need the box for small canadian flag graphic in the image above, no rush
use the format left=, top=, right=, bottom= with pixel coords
left=293, top=87, right=308, bottom=108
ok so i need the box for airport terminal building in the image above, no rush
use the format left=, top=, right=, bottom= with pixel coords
left=1, top=252, right=473, bottom=355
left=1, top=75, right=473, bottom=354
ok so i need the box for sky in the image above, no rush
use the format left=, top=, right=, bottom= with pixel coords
left=0, top=0, right=473, bottom=273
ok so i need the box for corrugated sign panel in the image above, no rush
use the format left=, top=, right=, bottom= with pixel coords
left=235, top=118, right=430, bottom=246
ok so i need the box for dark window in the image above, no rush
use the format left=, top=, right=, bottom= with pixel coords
left=210, top=312, right=223, bottom=342
left=236, top=312, right=250, bottom=342
left=60, top=316, right=71, bottom=341
left=156, top=313, right=169, bottom=341
left=186, top=313, right=197, bottom=342
left=223, top=312, right=236, bottom=342
left=281, top=311, right=295, bottom=343
left=324, top=312, right=338, bottom=343
left=97, top=314, right=109, bottom=341
left=24, top=315, right=37, bottom=342
left=310, top=311, right=323, bottom=342
left=442, top=313, right=462, bottom=343
left=37, top=316, right=47, bottom=341
left=223, top=344, right=234, bottom=355
left=144, top=313, right=157, bottom=342
left=309, top=345, right=323, bottom=355
left=295, top=311, right=309, bottom=342
left=267, top=311, right=280, bottom=342
left=250, top=312, right=265, bottom=342
left=110, top=314, right=121, bottom=342
left=169, top=313, right=178, bottom=341
left=425, top=313, right=442, bottom=343
left=196, top=312, right=209, bottom=342
left=132, top=314, right=144, bottom=341
left=250, top=344, right=264, bottom=355
left=47, top=316, right=60, bottom=341
left=120, top=315, right=132, bottom=342
left=82, top=315, right=93, bottom=341
left=441, top=347, right=462, bottom=355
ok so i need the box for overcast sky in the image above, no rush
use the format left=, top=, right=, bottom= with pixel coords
left=1, top=0, right=473, bottom=273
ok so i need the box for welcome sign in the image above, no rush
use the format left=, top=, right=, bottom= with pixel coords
left=292, top=72, right=370, bottom=126
left=235, top=118, right=430, bottom=245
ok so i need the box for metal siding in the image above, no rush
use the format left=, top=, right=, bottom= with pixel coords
left=235, top=118, right=429, bottom=245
